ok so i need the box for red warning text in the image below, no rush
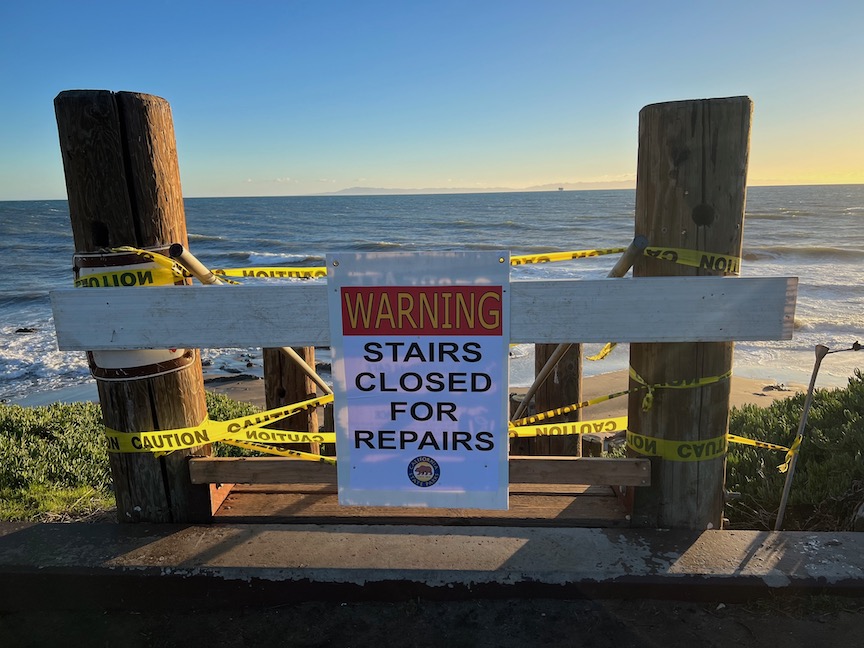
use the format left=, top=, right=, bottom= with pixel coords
left=341, top=286, right=503, bottom=336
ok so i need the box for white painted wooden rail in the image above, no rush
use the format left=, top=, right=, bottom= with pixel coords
left=50, top=276, right=797, bottom=350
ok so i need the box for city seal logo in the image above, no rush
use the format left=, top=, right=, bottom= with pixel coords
left=407, top=456, right=440, bottom=487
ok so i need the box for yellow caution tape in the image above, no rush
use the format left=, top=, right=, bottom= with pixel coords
left=643, top=247, right=741, bottom=275
left=512, top=368, right=731, bottom=427
left=75, top=246, right=187, bottom=288
left=220, top=439, right=337, bottom=464
left=510, top=248, right=626, bottom=266
left=587, top=342, right=617, bottom=361
left=626, top=430, right=728, bottom=461
left=206, top=247, right=629, bottom=281
left=509, top=416, right=628, bottom=438
left=238, top=428, right=335, bottom=445
left=726, top=434, right=791, bottom=454
left=777, top=436, right=802, bottom=473
left=112, top=246, right=189, bottom=277
left=74, top=266, right=181, bottom=288
left=111, top=246, right=248, bottom=284
left=104, top=393, right=333, bottom=454
left=629, top=366, right=732, bottom=411
left=507, top=418, right=789, bottom=456
left=507, top=407, right=791, bottom=453
left=510, top=388, right=636, bottom=427
left=104, top=425, right=213, bottom=454
left=213, top=267, right=328, bottom=279
left=89, top=244, right=741, bottom=288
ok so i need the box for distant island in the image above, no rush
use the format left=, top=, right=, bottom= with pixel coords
left=321, top=180, right=635, bottom=196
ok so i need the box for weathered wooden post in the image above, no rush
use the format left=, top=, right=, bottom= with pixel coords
left=263, top=347, right=320, bottom=448
left=629, top=96, right=752, bottom=529
left=54, top=90, right=212, bottom=523
left=533, top=344, right=582, bottom=455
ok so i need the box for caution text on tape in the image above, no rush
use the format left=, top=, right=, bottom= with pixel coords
left=509, top=416, right=628, bottom=438
left=104, top=393, right=333, bottom=454
left=626, top=430, right=728, bottom=462
left=643, top=247, right=741, bottom=274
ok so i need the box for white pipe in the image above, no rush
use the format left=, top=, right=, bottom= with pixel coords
left=511, top=236, right=649, bottom=421
left=168, top=243, right=332, bottom=395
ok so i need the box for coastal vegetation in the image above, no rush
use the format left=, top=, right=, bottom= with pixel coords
left=1, top=374, right=862, bottom=529
left=0, top=392, right=257, bottom=521
left=725, top=370, right=864, bottom=531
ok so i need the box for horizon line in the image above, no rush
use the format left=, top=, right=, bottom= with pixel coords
left=2, top=181, right=862, bottom=203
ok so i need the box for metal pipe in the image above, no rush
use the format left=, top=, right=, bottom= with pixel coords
left=774, top=344, right=830, bottom=530
left=511, top=236, right=649, bottom=421
left=280, top=346, right=333, bottom=395
left=608, top=235, right=650, bottom=278
left=168, top=243, right=332, bottom=395
left=511, top=343, right=572, bottom=421
left=168, top=243, right=224, bottom=285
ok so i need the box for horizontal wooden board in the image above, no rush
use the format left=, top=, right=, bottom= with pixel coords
left=51, top=276, right=796, bottom=350
left=189, top=456, right=651, bottom=487
left=225, top=483, right=614, bottom=496
left=213, top=490, right=630, bottom=527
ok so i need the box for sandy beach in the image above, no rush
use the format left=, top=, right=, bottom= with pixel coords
left=6, top=369, right=806, bottom=412
left=206, top=369, right=805, bottom=417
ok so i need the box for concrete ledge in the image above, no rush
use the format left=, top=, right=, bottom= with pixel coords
left=1, top=522, right=862, bottom=610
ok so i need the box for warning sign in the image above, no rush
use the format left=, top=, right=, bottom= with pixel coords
left=328, top=251, right=510, bottom=509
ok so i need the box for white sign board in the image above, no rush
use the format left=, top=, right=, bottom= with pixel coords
left=328, top=251, right=510, bottom=509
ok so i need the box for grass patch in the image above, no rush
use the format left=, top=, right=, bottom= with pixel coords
left=0, top=391, right=260, bottom=522
left=725, top=370, right=864, bottom=530
left=0, top=485, right=115, bottom=522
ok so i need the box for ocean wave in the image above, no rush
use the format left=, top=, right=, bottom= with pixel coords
left=789, top=314, right=863, bottom=336
left=239, top=250, right=307, bottom=259
left=206, top=251, right=326, bottom=268
left=188, top=233, right=227, bottom=242
left=796, top=277, right=864, bottom=292
left=491, top=219, right=539, bottom=229
left=289, top=254, right=324, bottom=264
left=793, top=317, right=811, bottom=331
left=350, top=241, right=406, bottom=251
left=743, top=245, right=864, bottom=261
left=247, top=237, right=299, bottom=249
left=0, top=292, right=49, bottom=307
left=459, top=243, right=518, bottom=251
left=746, top=213, right=792, bottom=221
left=0, top=326, right=90, bottom=401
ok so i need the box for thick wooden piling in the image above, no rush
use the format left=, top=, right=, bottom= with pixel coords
left=533, top=344, right=582, bottom=455
left=263, top=347, right=320, bottom=449
left=629, top=97, right=752, bottom=529
left=54, top=90, right=211, bottom=523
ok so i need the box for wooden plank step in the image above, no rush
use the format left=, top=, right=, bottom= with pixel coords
left=190, top=456, right=651, bottom=487
left=225, top=483, right=616, bottom=496
left=213, top=490, right=630, bottom=527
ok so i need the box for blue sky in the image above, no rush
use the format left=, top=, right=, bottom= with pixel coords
left=2, top=1, right=862, bottom=199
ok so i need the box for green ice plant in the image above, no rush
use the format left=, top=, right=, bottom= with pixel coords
left=0, top=391, right=261, bottom=520
left=725, top=370, right=864, bottom=530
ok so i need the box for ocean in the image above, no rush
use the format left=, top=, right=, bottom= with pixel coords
left=1, top=186, right=862, bottom=405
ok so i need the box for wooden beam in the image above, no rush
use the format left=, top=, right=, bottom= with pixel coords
left=629, top=96, right=751, bottom=530
left=54, top=90, right=211, bottom=524
left=509, top=457, right=649, bottom=486
left=188, top=456, right=651, bottom=487
left=51, top=276, right=796, bottom=350
left=212, top=491, right=632, bottom=526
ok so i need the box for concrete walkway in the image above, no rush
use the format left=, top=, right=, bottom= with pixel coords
left=1, top=522, right=862, bottom=610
